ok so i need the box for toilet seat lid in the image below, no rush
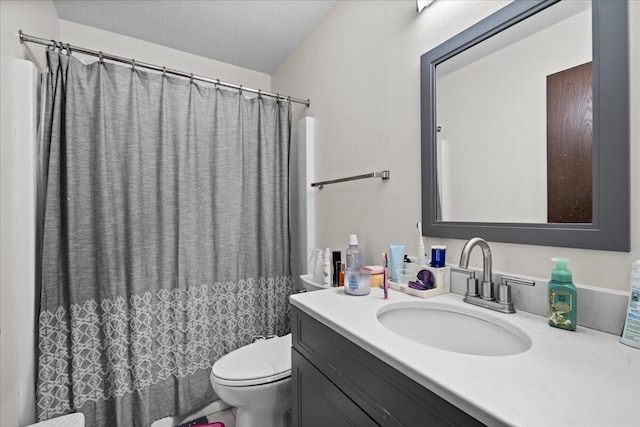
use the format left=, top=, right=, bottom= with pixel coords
left=211, top=334, right=291, bottom=387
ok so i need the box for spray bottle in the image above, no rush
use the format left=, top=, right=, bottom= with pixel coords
left=310, top=249, right=325, bottom=283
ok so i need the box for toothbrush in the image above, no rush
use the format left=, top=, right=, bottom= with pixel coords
left=417, top=222, right=427, bottom=266
left=382, top=252, right=389, bottom=299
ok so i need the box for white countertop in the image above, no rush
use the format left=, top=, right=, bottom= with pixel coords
left=290, top=288, right=640, bottom=427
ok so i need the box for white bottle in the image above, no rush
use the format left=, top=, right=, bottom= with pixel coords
left=323, top=248, right=332, bottom=286
left=620, top=260, right=640, bottom=349
left=312, top=249, right=324, bottom=282
left=346, top=234, right=363, bottom=269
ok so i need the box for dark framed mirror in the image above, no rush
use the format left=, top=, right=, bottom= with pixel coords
left=421, top=0, right=629, bottom=251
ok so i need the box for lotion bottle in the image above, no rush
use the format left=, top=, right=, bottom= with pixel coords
left=548, top=258, right=577, bottom=331
left=323, top=248, right=331, bottom=287
left=620, top=260, right=640, bottom=349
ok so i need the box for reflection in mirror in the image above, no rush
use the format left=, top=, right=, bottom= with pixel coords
left=420, top=0, right=630, bottom=251
left=435, top=0, right=592, bottom=223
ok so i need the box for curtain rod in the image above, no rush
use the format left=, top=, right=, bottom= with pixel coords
left=18, top=30, right=310, bottom=107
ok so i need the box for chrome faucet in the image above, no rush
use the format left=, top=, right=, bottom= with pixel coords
left=459, top=237, right=493, bottom=299
left=459, top=237, right=515, bottom=314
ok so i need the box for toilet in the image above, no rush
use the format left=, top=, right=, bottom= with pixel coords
left=210, top=334, right=292, bottom=427
left=209, top=274, right=329, bottom=427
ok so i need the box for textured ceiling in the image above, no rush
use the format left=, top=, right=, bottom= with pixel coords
left=53, top=0, right=336, bottom=74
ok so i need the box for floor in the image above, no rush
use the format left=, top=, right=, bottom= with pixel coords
left=206, top=408, right=236, bottom=427
left=150, top=401, right=235, bottom=427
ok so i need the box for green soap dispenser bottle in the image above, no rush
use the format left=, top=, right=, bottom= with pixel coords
left=548, top=257, right=577, bottom=331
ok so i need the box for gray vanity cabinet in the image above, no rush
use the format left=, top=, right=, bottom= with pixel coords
left=291, top=306, right=485, bottom=427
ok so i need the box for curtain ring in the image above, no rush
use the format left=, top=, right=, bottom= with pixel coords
left=98, top=51, right=104, bottom=64
left=216, top=78, right=220, bottom=89
left=287, top=96, right=291, bottom=103
left=276, top=93, right=280, bottom=103
left=239, top=85, right=243, bottom=95
left=190, top=73, right=194, bottom=83
left=65, top=43, right=72, bottom=56
left=258, top=89, right=262, bottom=99
left=162, top=66, right=166, bottom=77
left=131, top=58, right=136, bottom=72
left=48, top=40, right=56, bottom=51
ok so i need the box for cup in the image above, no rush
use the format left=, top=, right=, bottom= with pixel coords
left=397, top=269, right=417, bottom=285
left=344, top=268, right=371, bottom=296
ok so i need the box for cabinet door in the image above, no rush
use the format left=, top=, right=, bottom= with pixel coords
left=292, top=348, right=378, bottom=427
left=292, top=306, right=485, bottom=427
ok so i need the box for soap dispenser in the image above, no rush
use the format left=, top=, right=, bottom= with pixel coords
left=548, top=257, right=577, bottom=331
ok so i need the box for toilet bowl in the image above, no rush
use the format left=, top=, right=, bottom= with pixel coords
left=210, top=334, right=292, bottom=427
left=210, top=275, right=327, bottom=427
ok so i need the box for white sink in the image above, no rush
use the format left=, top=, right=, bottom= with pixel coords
left=377, top=302, right=531, bottom=356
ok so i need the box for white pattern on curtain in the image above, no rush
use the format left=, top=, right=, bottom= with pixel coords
left=36, top=51, right=292, bottom=426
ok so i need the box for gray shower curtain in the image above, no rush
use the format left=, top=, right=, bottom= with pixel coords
left=36, top=51, right=293, bottom=426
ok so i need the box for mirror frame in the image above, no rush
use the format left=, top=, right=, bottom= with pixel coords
left=421, top=0, right=629, bottom=251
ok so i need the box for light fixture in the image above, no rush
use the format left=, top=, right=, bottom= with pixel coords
left=417, top=0, right=434, bottom=14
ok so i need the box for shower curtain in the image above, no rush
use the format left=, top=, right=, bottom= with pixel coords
left=36, top=51, right=293, bottom=426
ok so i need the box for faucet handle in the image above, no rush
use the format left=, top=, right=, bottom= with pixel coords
left=497, top=275, right=535, bottom=304
left=497, top=282, right=512, bottom=304
left=451, top=267, right=480, bottom=297
left=467, top=277, right=479, bottom=297
left=450, top=266, right=476, bottom=278
left=500, top=275, right=535, bottom=287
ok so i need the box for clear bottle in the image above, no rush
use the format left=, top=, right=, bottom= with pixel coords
left=346, top=234, right=363, bottom=269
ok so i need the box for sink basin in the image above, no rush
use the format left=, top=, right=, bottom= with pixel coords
left=377, top=302, right=531, bottom=356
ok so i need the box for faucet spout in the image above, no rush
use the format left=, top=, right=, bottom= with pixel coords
left=458, top=237, right=492, bottom=284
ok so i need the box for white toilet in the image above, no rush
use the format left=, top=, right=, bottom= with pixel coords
left=210, top=334, right=292, bottom=427
left=209, top=274, right=329, bottom=427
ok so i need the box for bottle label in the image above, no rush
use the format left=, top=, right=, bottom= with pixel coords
left=549, top=289, right=573, bottom=329
left=620, top=286, right=640, bottom=348
left=348, top=273, right=358, bottom=291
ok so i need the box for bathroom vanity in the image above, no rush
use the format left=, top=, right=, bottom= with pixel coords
left=291, top=305, right=482, bottom=426
left=290, top=288, right=640, bottom=427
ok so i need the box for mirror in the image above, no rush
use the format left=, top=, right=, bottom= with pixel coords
left=436, top=1, right=592, bottom=224
left=421, top=0, right=629, bottom=251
